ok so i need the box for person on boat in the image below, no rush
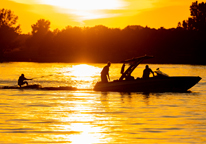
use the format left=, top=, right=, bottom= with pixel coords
left=101, top=61, right=111, bottom=82
left=142, top=65, right=154, bottom=79
left=18, top=74, right=32, bottom=87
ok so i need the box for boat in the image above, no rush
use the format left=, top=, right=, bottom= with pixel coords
left=94, top=55, right=202, bottom=92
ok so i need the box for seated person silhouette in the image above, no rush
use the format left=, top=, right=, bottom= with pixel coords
left=18, top=74, right=32, bottom=87
left=142, top=65, right=154, bottom=79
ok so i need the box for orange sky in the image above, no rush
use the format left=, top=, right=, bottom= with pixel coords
left=1, top=0, right=204, bottom=34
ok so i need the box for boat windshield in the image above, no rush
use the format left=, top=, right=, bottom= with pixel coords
left=119, top=55, right=153, bottom=80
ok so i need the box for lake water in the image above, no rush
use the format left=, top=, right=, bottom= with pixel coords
left=0, top=62, right=205, bottom=144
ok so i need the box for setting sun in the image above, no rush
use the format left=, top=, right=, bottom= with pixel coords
left=40, top=0, right=125, bottom=10
left=38, top=0, right=126, bottom=20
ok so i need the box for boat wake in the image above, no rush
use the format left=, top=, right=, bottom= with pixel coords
left=0, top=84, right=78, bottom=91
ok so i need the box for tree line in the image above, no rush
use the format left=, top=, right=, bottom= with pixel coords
left=1, top=1, right=206, bottom=64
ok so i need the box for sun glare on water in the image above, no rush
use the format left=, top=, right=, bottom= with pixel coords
left=67, top=64, right=101, bottom=89
left=39, top=0, right=126, bottom=20
left=70, top=64, right=100, bottom=77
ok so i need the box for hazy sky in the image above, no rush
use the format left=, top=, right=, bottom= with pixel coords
left=1, top=0, right=203, bottom=33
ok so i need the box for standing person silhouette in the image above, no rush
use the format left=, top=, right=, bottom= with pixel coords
left=18, top=74, right=32, bottom=87
left=101, top=62, right=111, bottom=82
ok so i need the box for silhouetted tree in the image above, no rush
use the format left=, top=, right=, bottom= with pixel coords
left=180, top=1, right=206, bottom=31
left=190, top=1, right=206, bottom=31
left=3, top=4, right=206, bottom=64
left=31, top=19, right=51, bottom=36
left=182, top=20, right=188, bottom=30
left=0, top=8, right=21, bottom=62
left=24, top=19, right=51, bottom=61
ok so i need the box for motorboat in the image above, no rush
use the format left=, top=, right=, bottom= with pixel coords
left=94, top=55, right=202, bottom=92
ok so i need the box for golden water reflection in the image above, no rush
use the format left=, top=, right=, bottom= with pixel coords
left=66, top=64, right=101, bottom=89
left=0, top=63, right=205, bottom=143
left=53, top=92, right=111, bottom=144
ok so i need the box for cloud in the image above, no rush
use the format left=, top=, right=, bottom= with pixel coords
left=83, top=4, right=190, bottom=29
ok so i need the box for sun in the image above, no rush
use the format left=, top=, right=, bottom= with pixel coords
left=40, top=0, right=123, bottom=10
left=38, top=0, right=127, bottom=20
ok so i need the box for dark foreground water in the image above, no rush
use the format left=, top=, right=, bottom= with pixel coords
left=0, top=63, right=205, bottom=144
